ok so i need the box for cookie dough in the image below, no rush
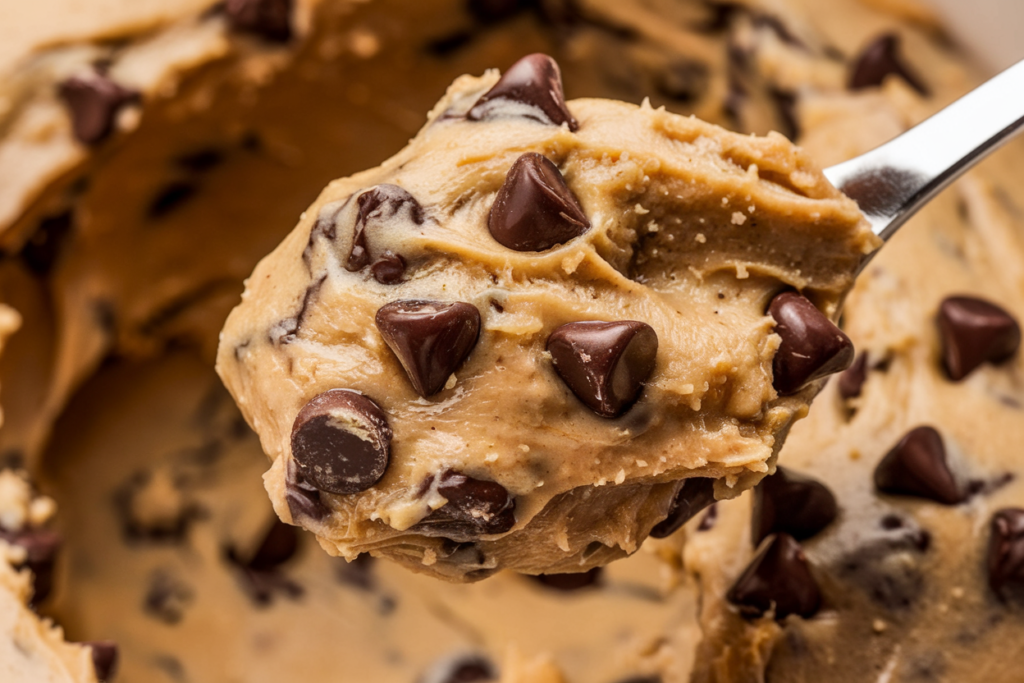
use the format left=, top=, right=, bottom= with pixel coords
left=42, top=351, right=701, bottom=683
left=216, top=51, right=875, bottom=580
left=0, top=470, right=108, bottom=683
left=672, top=1, right=1024, bottom=681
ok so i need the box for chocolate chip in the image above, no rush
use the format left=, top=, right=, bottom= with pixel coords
left=727, top=533, right=821, bottom=620
left=768, top=87, right=799, bottom=140
left=290, top=390, right=392, bottom=495
left=424, top=654, right=497, bottom=683
left=874, top=426, right=964, bottom=505
left=547, top=320, right=658, bottom=418
left=838, top=516, right=930, bottom=609
left=937, top=296, right=1021, bottom=381
left=347, top=184, right=424, bottom=272
left=467, top=53, right=578, bottom=130
left=225, top=0, right=293, bottom=42
left=85, top=641, right=119, bottom=682
left=768, top=292, right=854, bottom=395
left=650, top=478, right=717, bottom=538
left=752, top=467, right=837, bottom=546
left=144, top=571, right=193, bottom=624
left=285, top=459, right=330, bottom=522
left=337, top=554, right=376, bottom=591
left=838, top=351, right=869, bottom=400
left=849, top=34, right=928, bottom=96
left=175, top=147, right=225, bottom=172
left=371, top=251, right=406, bottom=284
left=488, top=153, right=590, bottom=252
left=245, top=519, right=299, bottom=571
left=988, top=508, right=1024, bottom=601
left=147, top=181, right=198, bottom=219
left=655, top=60, right=709, bottom=104
left=531, top=566, right=603, bottom=591
left=0, top=528, right=61, bottom=604
left=467, top=0, right=534, bottom=23
left=698, top=504, right=718, bottom=531
left=375, top=300, right=481, bottom=397
left=414, top=470, right=515, bottom=537
left=22, top=211, right=74, bottom=275
left=58, top=70, right=139, bottom=145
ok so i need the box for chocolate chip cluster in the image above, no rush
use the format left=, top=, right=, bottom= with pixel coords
left=286, top=54, right=855, bottom=551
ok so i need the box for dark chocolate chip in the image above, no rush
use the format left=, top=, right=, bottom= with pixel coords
left=655, top=60, right=710, bottom=104
left=337, top=554, right=376, bottom=591
left=426, top=31, right=475, bottom=57
left=937, top=295, right=1021, bottom=381
left=58, top=71, right=139, bottom=145
left=768, top=87, right=799, bottom=140
left=0, top=528, right=61, bottom=604
left=21, top=210, right=74, bottom=275
left=849, top=34, right=929, bottom=96
left=698, top=504, right=718, bottom=531
left=245, top=519, right=299, bottom=571
left=414, top=470, right=516, bottom=537
left=488, top=153, right=590, bottom=252
left=531, top=566, right=603, bottom=591
left=144, top=571, right=193, bottom=624
left=751, top=467, right=837, bottom=546
left=225, top=0, right=293, bottom=42
left=375, top=300, right=481, bottom=397
left=290, top=390, right=392, bottom=495
left=85, top=641, right=119, bottom=682
left=874, top=426, right=964, bottom=505
left=650, top=478, right=717, bottom=538
left=147, top=181, right=198, bottom=219
left=348, top=185, right=424, bottom=272
left=175, top=147, right=225, bottom=172
left=768, top=292, right=854, bottom=395
left=988, top=508, right=1024, bottom=601
left=285, top=459, right=330, bottom=522
left=426, top=654, right=497, bottom=683
left=371, top=251, right=406, bottom=284
left=468, top=53, right=578, bottom=130
left=838, top=351, right=869, bottom=400
left=547, top=320, right=658, bottom=418
left=727, top=533, right=821, bottom=620
left=468, top=0, right=535, bottom=23
left=839, top=516, right=929, bottom=609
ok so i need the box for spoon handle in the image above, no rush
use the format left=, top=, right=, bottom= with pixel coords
left=824, top=58, right=1024, bottom=242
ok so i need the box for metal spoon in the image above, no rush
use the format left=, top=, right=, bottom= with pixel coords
left=824, top=58, right=1024, bottom=250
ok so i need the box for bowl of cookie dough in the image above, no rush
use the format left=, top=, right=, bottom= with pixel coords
left=0, top=1, right=1022, bottom=683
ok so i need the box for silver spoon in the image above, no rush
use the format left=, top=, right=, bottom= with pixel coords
left=824, top=58, right=1024, bottom=249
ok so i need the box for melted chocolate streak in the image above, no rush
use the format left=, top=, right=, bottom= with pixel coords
left=268, top=275, right=326, bottom=345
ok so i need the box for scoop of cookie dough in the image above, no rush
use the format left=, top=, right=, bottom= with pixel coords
left=217, top=53, right=877, bottom=580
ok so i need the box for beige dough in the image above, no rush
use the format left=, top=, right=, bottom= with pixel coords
left=42, top=351, right=701, bottom=683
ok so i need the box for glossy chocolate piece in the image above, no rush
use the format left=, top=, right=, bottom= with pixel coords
left=752, top=466, right=837, bottom=546
left=548, top=320, right=658, bottom=418
left=468, top=53, right=578, bottom=129
left=488, top=153, right=590, bottom=252
left=376, top=300, right=481, bottom=397
left=290, top=389, right=392, bottom=495
left=650, top=478, right=717, bottom=538
left=727, top=533, right=821, bottom=620
left=938, top=295, right=1021, bottom=381
left=769, top=292, right=854, bottom=395
left=874, top=426, right=964, bottom=505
